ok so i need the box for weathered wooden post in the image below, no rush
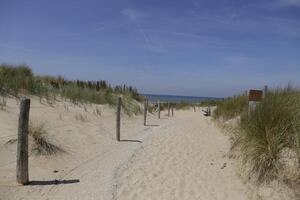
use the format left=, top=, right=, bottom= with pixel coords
left=263, top=85, right=268, bottom=99
left=171, top=104, right=174, bottom=117
left=116, top=97, right=121, bottom=141
left=193, top=105, right=196, bottom=112
left=143, top=98, right=148, bottom=126
left=16, top=98, right=30, bottom=185
left=158, top=100, right=161, bottom=119
left=167, top=102, right=170, bottom=117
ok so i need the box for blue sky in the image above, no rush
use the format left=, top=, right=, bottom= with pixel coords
left=1, top=0, right=300, bottom=97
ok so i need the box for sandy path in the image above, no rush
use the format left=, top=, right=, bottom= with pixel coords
left=0, top=98, right=248, bottom=200
left=114, top=111, right=248, bottom=200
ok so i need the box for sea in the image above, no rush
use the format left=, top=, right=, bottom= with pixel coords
left=142, top=94, right=222, bottom=103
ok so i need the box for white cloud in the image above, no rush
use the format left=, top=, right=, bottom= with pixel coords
left=121, top=8, right=144, bottom=21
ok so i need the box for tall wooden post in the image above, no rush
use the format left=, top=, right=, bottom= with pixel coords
left=116, top=97, right=121, bottom=141
left=143, top=99, right=148, bottom=126
left=16, top=98, right=30, bottom=185
left=167, top=102, right=170, bottom=117
left=158, top=100, right=161, bottom=119
left=193, top=105, right=196, bottom=112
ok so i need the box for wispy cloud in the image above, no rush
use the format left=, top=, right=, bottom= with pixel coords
left=121, top=8, right=145, bottom=22
left=0, top=43, right=36, bottom=53
left=277, top=0, right=300, bottom=7
left=121, top=8, right=163, bottom=53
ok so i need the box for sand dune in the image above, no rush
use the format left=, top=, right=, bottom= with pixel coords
left=0, top=97, right=293, bottom=200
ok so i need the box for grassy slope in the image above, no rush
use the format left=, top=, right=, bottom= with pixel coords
left=0, top=64, right=142, bottom=116
left=213, top=87, right=300, bottom=184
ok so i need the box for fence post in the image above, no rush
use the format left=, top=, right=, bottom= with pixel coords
left=171, top=104, right=174, bottom=117
left=263, top=85, right=268, bottom=99
left=143, top=99, right=148, bottom=126
left=16, top=98, right=30, bottom=185
left=193, top=105, right=196, bottom=112
left=158, top=100, right=161, bottom=119
left=116, top=97, right=121, bottom=141
left=167, top=102, right=170, bottom=117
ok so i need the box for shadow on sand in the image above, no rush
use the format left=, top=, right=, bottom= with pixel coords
left=145, top=124, right=159, bottom=127
left=28, top=179, right=80, bottom=186
left=119, top=139, right=142, bottom=143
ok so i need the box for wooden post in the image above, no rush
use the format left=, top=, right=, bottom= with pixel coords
left=263, top=85, right=268, bottom=99
left=167, top=102, right=170, bottom=117
left=16, top=98, right=30, bottom=185
left=143, top=99, right=148, bottom=126
left=158, top=100, right=161, bottom=119
left=193, top=105, right=196, bottom=112
left=171, top=105, right=174, bottom=117
left=116, top=97, right=121, bottom=141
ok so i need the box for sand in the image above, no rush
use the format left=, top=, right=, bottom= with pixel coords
left=0, top=97, right=294, bottom=200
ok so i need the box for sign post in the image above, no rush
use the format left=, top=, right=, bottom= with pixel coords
left=248, top=89, right=263, bottom=114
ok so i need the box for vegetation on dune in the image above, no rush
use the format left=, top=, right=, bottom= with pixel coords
left=213, top=94, right=248, bottom=121
left=240, top=87, right=300, bottom=182
left=0, top=64, right=142, bottom=115
left=29, top=122, right=64, bottom=155
left=214, top=86, right=300, bottom=183
left=198, top=99, right=220, bottom=107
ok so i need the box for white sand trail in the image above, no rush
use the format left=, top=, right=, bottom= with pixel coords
left=114, top=111, right=248, bottom=200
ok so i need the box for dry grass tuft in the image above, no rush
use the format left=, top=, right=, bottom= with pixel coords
left=29, top=122, right=64, bottom=155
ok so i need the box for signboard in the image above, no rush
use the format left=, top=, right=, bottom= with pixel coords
left=248, top=90, right=263, bottom=102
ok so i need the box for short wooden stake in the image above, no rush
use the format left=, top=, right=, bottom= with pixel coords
left=171, top=105, right=174, bottom=117
left=143, top=99, right=148, bottom=126
left=167, top=102, right=170, bottom=117
left=16, top=98, right=30, bottom=185
left=158, top=100, right=161, bottom=119
left=116, top=97, right=121, bottom=141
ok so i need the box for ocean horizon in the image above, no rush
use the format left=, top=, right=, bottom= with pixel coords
left=142, top=94, right=222, bottom=103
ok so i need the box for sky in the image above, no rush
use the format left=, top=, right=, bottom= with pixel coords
left=0, top=0, right=300, bottom=97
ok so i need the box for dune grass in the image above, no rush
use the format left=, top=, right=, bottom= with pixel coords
left=240, top=87, right=300, bottom=182
left=214, top=86, right=300, bottom=183
left=0, top=64, right=142, bottom=116
left=213, top=94, right=248, bottom=121
left=29, top=122, right=64, bottom=155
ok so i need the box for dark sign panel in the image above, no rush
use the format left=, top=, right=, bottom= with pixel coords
left=248, top=90, right=263, bottom=102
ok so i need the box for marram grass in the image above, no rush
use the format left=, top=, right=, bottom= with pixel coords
left=0, top=63, right=142, bottom=116
left=214, top=86, right=300, bottom=182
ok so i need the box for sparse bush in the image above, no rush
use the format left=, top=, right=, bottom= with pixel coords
left=29, top=122, right=64, bottom=155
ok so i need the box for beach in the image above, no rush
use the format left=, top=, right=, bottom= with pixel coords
left=0, top=97, right=295, bottom=200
